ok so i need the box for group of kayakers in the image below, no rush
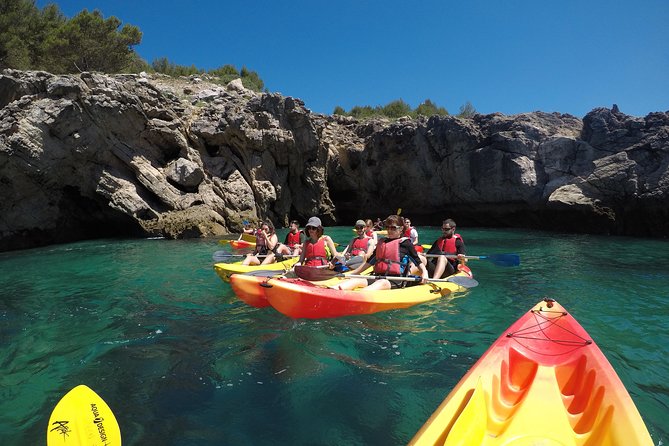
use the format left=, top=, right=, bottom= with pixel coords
left=238, top=214, right=467, bottom=289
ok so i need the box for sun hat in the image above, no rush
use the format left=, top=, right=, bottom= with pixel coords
left=306, top=216, right=322, bottom=228
left=355, top=219, right=366, bottom=227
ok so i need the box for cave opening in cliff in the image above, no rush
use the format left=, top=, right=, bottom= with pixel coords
left=58, top=186, right=147, bottom=240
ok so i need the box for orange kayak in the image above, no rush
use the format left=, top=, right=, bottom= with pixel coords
left=409, top=298, right=653, bottom=445
left=258, top=271, right=471, bottom=319
left=230, top=273, right=346, bottom=309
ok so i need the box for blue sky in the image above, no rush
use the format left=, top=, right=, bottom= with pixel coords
left=37, top=0, right=668, bottom=117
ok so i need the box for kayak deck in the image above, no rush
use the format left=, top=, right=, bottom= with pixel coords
left=409, top=299, right=653, bottom=445
left=213, top=257, right=298, bottom=283
left=230, top=273, right=350, bottom=309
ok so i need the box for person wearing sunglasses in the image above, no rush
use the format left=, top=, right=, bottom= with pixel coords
left=337, top=214, right=428, bottom=291
left=341, top=219, right=375, bottom=269
left=402, top=217, right=420, bottom=246
left=297, top=216, right=341, bottom=267
left=242, top=220, right=280, bottom=265
left=422, top=218, right=466, bottom=279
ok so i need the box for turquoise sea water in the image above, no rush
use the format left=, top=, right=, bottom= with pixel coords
left=1, top=227, right=668, bottom=445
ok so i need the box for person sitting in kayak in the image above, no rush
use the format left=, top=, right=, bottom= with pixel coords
left=242, top=221, right=280, bottom=266
left=297, top=216, right=341, bottom=267
left=337, top=214, right=428, bottom=291
left=237, top=220, right=255, bottom=240
left=402, top=217, right=419, bottom=246
left=341, top=220, right=375, bottom=269
left=421, top=218, right=467, bottom=279
left=267, top=219, right=304, bottom=261
left=364, top=218, right=378, bottom=247
left=373, top=217, right=383, bottom=231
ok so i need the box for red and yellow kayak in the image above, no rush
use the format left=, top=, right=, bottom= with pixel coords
left=228, top=239, right=255, bottom=249
left=213, top=257, right=298, bottom=283
left=409, top=299, right=653, bottom=445
left=230, top=273, right=348, bottom=309
left=258, top=270, right=470, bottom=319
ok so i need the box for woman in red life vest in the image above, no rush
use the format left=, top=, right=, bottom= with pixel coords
left=297, top=216, right=340, bottom=267
left=423, top=218, right=466, bottom=279
left=337, top=214, right=428, bottom=291
left=402, top=217, right=419, bottom=246
left=342, top=220, right=375, bottom=269
left=261, top=220, right=304, bottom=264
left=242, top=221, right=280, bottom=266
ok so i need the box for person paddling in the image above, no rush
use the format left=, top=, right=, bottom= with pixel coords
left=422, top=218, right=467, bottom=279
left=237, top=220, right=255, bottom=240
left=336, top=214, right=428, bottom=291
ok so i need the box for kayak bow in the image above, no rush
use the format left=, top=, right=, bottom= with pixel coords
left=409, top=298, right=653, bottom=445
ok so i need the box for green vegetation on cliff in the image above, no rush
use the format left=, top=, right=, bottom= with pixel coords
left=334, top=98, right=477, bottom=120
left=0, top=0, right=265, bottom=91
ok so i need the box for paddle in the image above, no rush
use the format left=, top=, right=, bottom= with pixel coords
left=47, top=385, right=121, bottom=446
left=424, top=253, right=520, bottom=267
left=294, top=265, right=478, bottom=288
left=212, top=250, right=298, bottom=262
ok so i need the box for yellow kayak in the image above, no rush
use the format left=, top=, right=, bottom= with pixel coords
left=213, top=257, right=299, bottom=283
left=409, top=298, right=653, bottom=445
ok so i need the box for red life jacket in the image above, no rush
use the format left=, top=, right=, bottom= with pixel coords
left=403, top=227, right=413, bottom=238
left=304, top=237, right=329, bottom=266
left=285, top=230, right=302, bottom=248
left=349, top=236, right=370, bottom=256
left=365, top=229, right=374, bottom=238
left=436, top=234, right=463, bottom=254
left=373, top=237, right=408, bottom=275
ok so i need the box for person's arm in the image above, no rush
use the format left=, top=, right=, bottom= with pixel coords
left=404, top=240, right=428, bottom=280
left=341, top=238, right=353, bottom=257
left=363, top=239, right=375, bottom=261
left=456, top=238, right=466, bottom=264
left=266, top=233, right=278, bottom=251
left=325, top=236, right=344, bottom=264
left=297, top=240, right=308, bottom=265
left=349, top=261, right=371, bottom=275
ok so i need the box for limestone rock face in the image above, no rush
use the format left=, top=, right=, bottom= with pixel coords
left=1, top=69, right=668, bottom=251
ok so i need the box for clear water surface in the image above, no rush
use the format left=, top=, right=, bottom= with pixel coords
left=1, top=227, right=667, bottom=445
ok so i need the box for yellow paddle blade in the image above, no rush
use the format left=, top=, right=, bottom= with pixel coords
left=47, top=385, right=121, bottom=446
left=397, top=208, right=402, bottom=216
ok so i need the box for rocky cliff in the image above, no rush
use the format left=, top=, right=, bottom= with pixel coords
left=1, top=70, right=667, bottom=251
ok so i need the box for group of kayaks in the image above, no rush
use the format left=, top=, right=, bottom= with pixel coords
left=212, top=241, right=655, bottom=444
